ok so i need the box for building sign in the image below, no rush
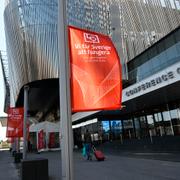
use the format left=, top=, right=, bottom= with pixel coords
left=6, top=107, right=24, bottom=137
left=68, top=26, right=122, bottom=112
left=123, top=62, right=180, bottom=102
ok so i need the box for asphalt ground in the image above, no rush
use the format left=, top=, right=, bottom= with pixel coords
left=0, top=150, right=19, bottom=180
left=1, top=148, right=180, bottom=180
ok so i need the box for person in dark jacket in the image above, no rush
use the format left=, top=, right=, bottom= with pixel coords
left=84, top=129, right=92, bottom=160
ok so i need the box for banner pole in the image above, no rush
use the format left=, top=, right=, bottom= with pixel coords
left=58, top=0, right=74, bottom=180
left=23, top=85, right=28, bottom=160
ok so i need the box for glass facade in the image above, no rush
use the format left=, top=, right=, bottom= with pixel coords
left=123, top=119, right=134, bottom=139
left=170, top=108, right=180, bottom=135
left=128, top=27, right=180, bottom=85
left=72, top=103, right=180, bottom=144
left=147, top=115, right=156, bottom=136
left=154, top=113, right=165, bottom=136
left=126, top=104, right=180, bottom=139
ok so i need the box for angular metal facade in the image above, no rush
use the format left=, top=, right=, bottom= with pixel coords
left=4, top=0, right=180, bottom=106
left=4, top=0, right=59, bottom=106
left=0, top=51, right=10, bottom=112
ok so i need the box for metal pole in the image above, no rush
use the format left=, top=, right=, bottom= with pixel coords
left=16, top=138, right=19, bottom=152
left=58, top=0, right=74, bottom=180
left=166, top=104, right=174, bottom=136
left=23, top=85, right=28, bottom=160
left=149, top=130, right=153, bottom=144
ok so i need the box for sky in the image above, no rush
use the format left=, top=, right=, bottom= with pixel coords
left=0, top=1, right=7, bottom=141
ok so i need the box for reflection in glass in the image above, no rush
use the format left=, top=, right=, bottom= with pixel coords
left=102, top=121, right=110, bottom=133
left=123, top=119, right=135, bottom=139
left=134, top=117, right=141, bottom=139
left=110, top=120, right=122, bottom=140
left=110, top=120, right=122, bottom=133
left=162, top=111, right=174, bottom=135
left=128, top=28, right=180, bottom=84
left=147, top=115, right=156, bottom=136
left=154, top=113, right=165, bottom=136
left=170, top=109, right=180, bottom=135
left=139, top=116, right=149, bottom=137
left=100, top=121, right=110, bottom=141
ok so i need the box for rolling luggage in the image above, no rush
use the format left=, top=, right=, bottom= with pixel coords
left=92, top=146, right=105, bottom=161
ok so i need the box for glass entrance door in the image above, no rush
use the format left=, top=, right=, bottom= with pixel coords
left=110, top=120, right=122, bottom=140
left=123, top=119, right=135, bottom=139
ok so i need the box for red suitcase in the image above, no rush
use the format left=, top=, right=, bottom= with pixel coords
left=92, top=146, right=105, bottom=161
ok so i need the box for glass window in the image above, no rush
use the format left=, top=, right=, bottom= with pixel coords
left=147, top=115, right=156, bottom=136
left=110, top=120, right=123, bottom=140
left=174, top=28, right=180, bottom=42
left=102, top=121, right=110, bottom=133
left=147, top=46, right=157, bottom=60
left=137, top=60, right=154, bottom=81
left=162, top=111, right=174, bottom=135
left=100, top=121, right=110, bottom=141
left=166, top=44, right=179, bottom=65
left=170, top=109, right=180, bottom=135
left=147, top=115, right=154, bottom=124
left=140, top=53, right=148, bottom=65
left=123, top=119, right=133, bottom=129
left=164, top=34, right=175, bottom=50
left=134, top=117, right=141, bottom=139
left=163, top=111, right=171, bottom=121
left=110, top=120, right=122, bottom=133
left=139, top=116, right=149, bottom=137
left=175, top=42, right=180, bottom=59
left=128, top=69, right=137, bottom=84
left=123, top=119, right=135, bottom=139
left=154, top=113, right=165, bottom=136
left=157, top=41, right=165, bottom=54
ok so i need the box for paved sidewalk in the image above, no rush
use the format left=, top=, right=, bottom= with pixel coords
left=27, top=150, right=180, bottom=180
left=0, top=150, right=19, bottom=180
left=98, top=141, right=180, bottom=162
left=1, top=149, right=180, bottom=180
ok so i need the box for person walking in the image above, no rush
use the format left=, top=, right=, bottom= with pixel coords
left=84, top=129, right=92, bottom=160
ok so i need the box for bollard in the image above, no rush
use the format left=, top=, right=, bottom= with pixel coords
left=14, top=152, right=23, bottom=163
left=21, top=158, right=48, bottom=180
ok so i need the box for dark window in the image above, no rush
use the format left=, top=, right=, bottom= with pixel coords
left=147, top=115, right=156, bottom=136
left=164, top=34, right=175, bottom=50
left=162, top=111, right=174, bottom=135
left=174, top=28, right=180, bottom=42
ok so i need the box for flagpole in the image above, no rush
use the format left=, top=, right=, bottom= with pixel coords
left=58, top=1, right=74, bottom=180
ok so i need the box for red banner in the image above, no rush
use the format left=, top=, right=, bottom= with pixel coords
left=6, top=107, right=24, bottom=137
left=48, top=132, right=55, bottom=148
left=68, top=26, right=122, bottom=112
left=38, top=129, right=44, bottom=150
left=7, top=138, right=15, bottom=143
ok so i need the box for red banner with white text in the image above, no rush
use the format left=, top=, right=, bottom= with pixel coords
left=6, top=107, right=24, bottom=137
left=68, top=26, right=122, bottom=112
left=48, top=132, right=55, bottom=148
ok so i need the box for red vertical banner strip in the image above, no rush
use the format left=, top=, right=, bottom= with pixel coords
left=48, top=132, right=55, bottom=148
left=38, top=129, right=44, bottom=150
left=6, top=107, right=24, bottom=137
left=68, top=26, right=122, bottom=112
